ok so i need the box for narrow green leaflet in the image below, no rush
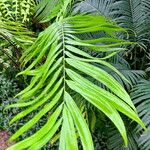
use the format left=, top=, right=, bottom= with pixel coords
left=59, top=105, right=78, bottom=150
left=28, top=119, right=62, bottom=150
left=65, top=92, right=94, bottom=150
left=9, top=89, right=63, bottom=141
left=9, top=82, right=63, bottom=125
left=66, top=69, right=146, bottom=130
left=66, top=80, right=128, bottom=145
left=66, top=58, right=136, bottom=110
left=7, top=104, right=63, bottom=150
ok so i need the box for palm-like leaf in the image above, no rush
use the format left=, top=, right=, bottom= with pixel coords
left=139, top=128, right=150, bottom=150
left=107, top=121, right=140, bottom=150
left=0, top=18, right=34, bottom=68
left=74, top=0, right=113, bottom=18
left=34, top=0, right=72, bottom=23
left=131, top=80, right=150, bottom=150
left=6, top=12, right=146, bottom=150
left=75, top=0, right=150, bottom=47
left=110, top=64, right=146, bottom=90
left=111, top=0, right=150, bottom=46
left=0, top=18, right=34, bottom=46
left=34, top=0, right=62, bottom=23
left=131, top=80, right=150, bottom=127
left=98, top=53, right=146, bottom=90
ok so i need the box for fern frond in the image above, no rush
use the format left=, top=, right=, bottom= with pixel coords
left=131, top=80, right=150, bottom=127
left=34, top=0, right=72, bottom=23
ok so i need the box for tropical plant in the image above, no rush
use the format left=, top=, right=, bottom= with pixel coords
left=70, top=0, right=150, bottom=149
left=0, top=0, right=149, bottom=149
left=0, top=18, right=34, bottom=52
left=104, top=80, right=150, bottom=150
left=75, top=0, right=150, bottom=70
left=131, top=80, right=150, bottom=150
left=0, top=0, right=35, bottom=71
left=0, top=72, right=20, bottom=130
left=0, top=0, right=35, bottom=23
left=3, top=0, right=147, bottom=150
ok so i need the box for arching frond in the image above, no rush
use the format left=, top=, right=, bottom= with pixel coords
left=107, top=121, right=140, bottom=150
left=131, top=80, right=150, bottom=127
left=0, top=18, right=34, bottom=65
left=96, top=53, right=146, bottom=90
left=108, top=64, right=145, bottom=90
left=34, top=0, right=62, bottom=23
left=139, top=128, right=150, bottom=150
left=75, top=0, right=150, bottom=47
left=74, top=0, right=113, bottom=18
left=6, top=13, right=146, bottom=150
left=0, top=18, right=34, bottom=46
left=34, top=0, right=72, bottom=23
left=131, top=80, right=150, bottom=150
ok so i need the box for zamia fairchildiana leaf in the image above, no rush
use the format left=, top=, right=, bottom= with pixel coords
left=6, top=14, right=146, bottom=150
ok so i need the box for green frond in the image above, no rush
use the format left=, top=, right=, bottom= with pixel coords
left=75, top=0, right=150, bottom=48
left=0, top=18, right=35, bottom=70
left=111, top=64, right=146, bottom=90
left=0, top=18, right=34, bottom=49
left=6, top=13, right=146, bottom=150
left=131, top=80, right=150, bottom=127
left=95, top=53, right=146, bottom=90
left=74, top=0, right=113, bottom=18
left=34, top=0, right=72, bottom=23
left=139, top=128, right=150, bottom=150
left=131, top=80, right=150, bottom=150
left=107, top=122, right=139, bottom=150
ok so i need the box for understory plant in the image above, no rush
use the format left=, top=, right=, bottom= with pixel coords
left=4, top=0, right=147, bottom=150
left=74, top=0, right=150, bottom=149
